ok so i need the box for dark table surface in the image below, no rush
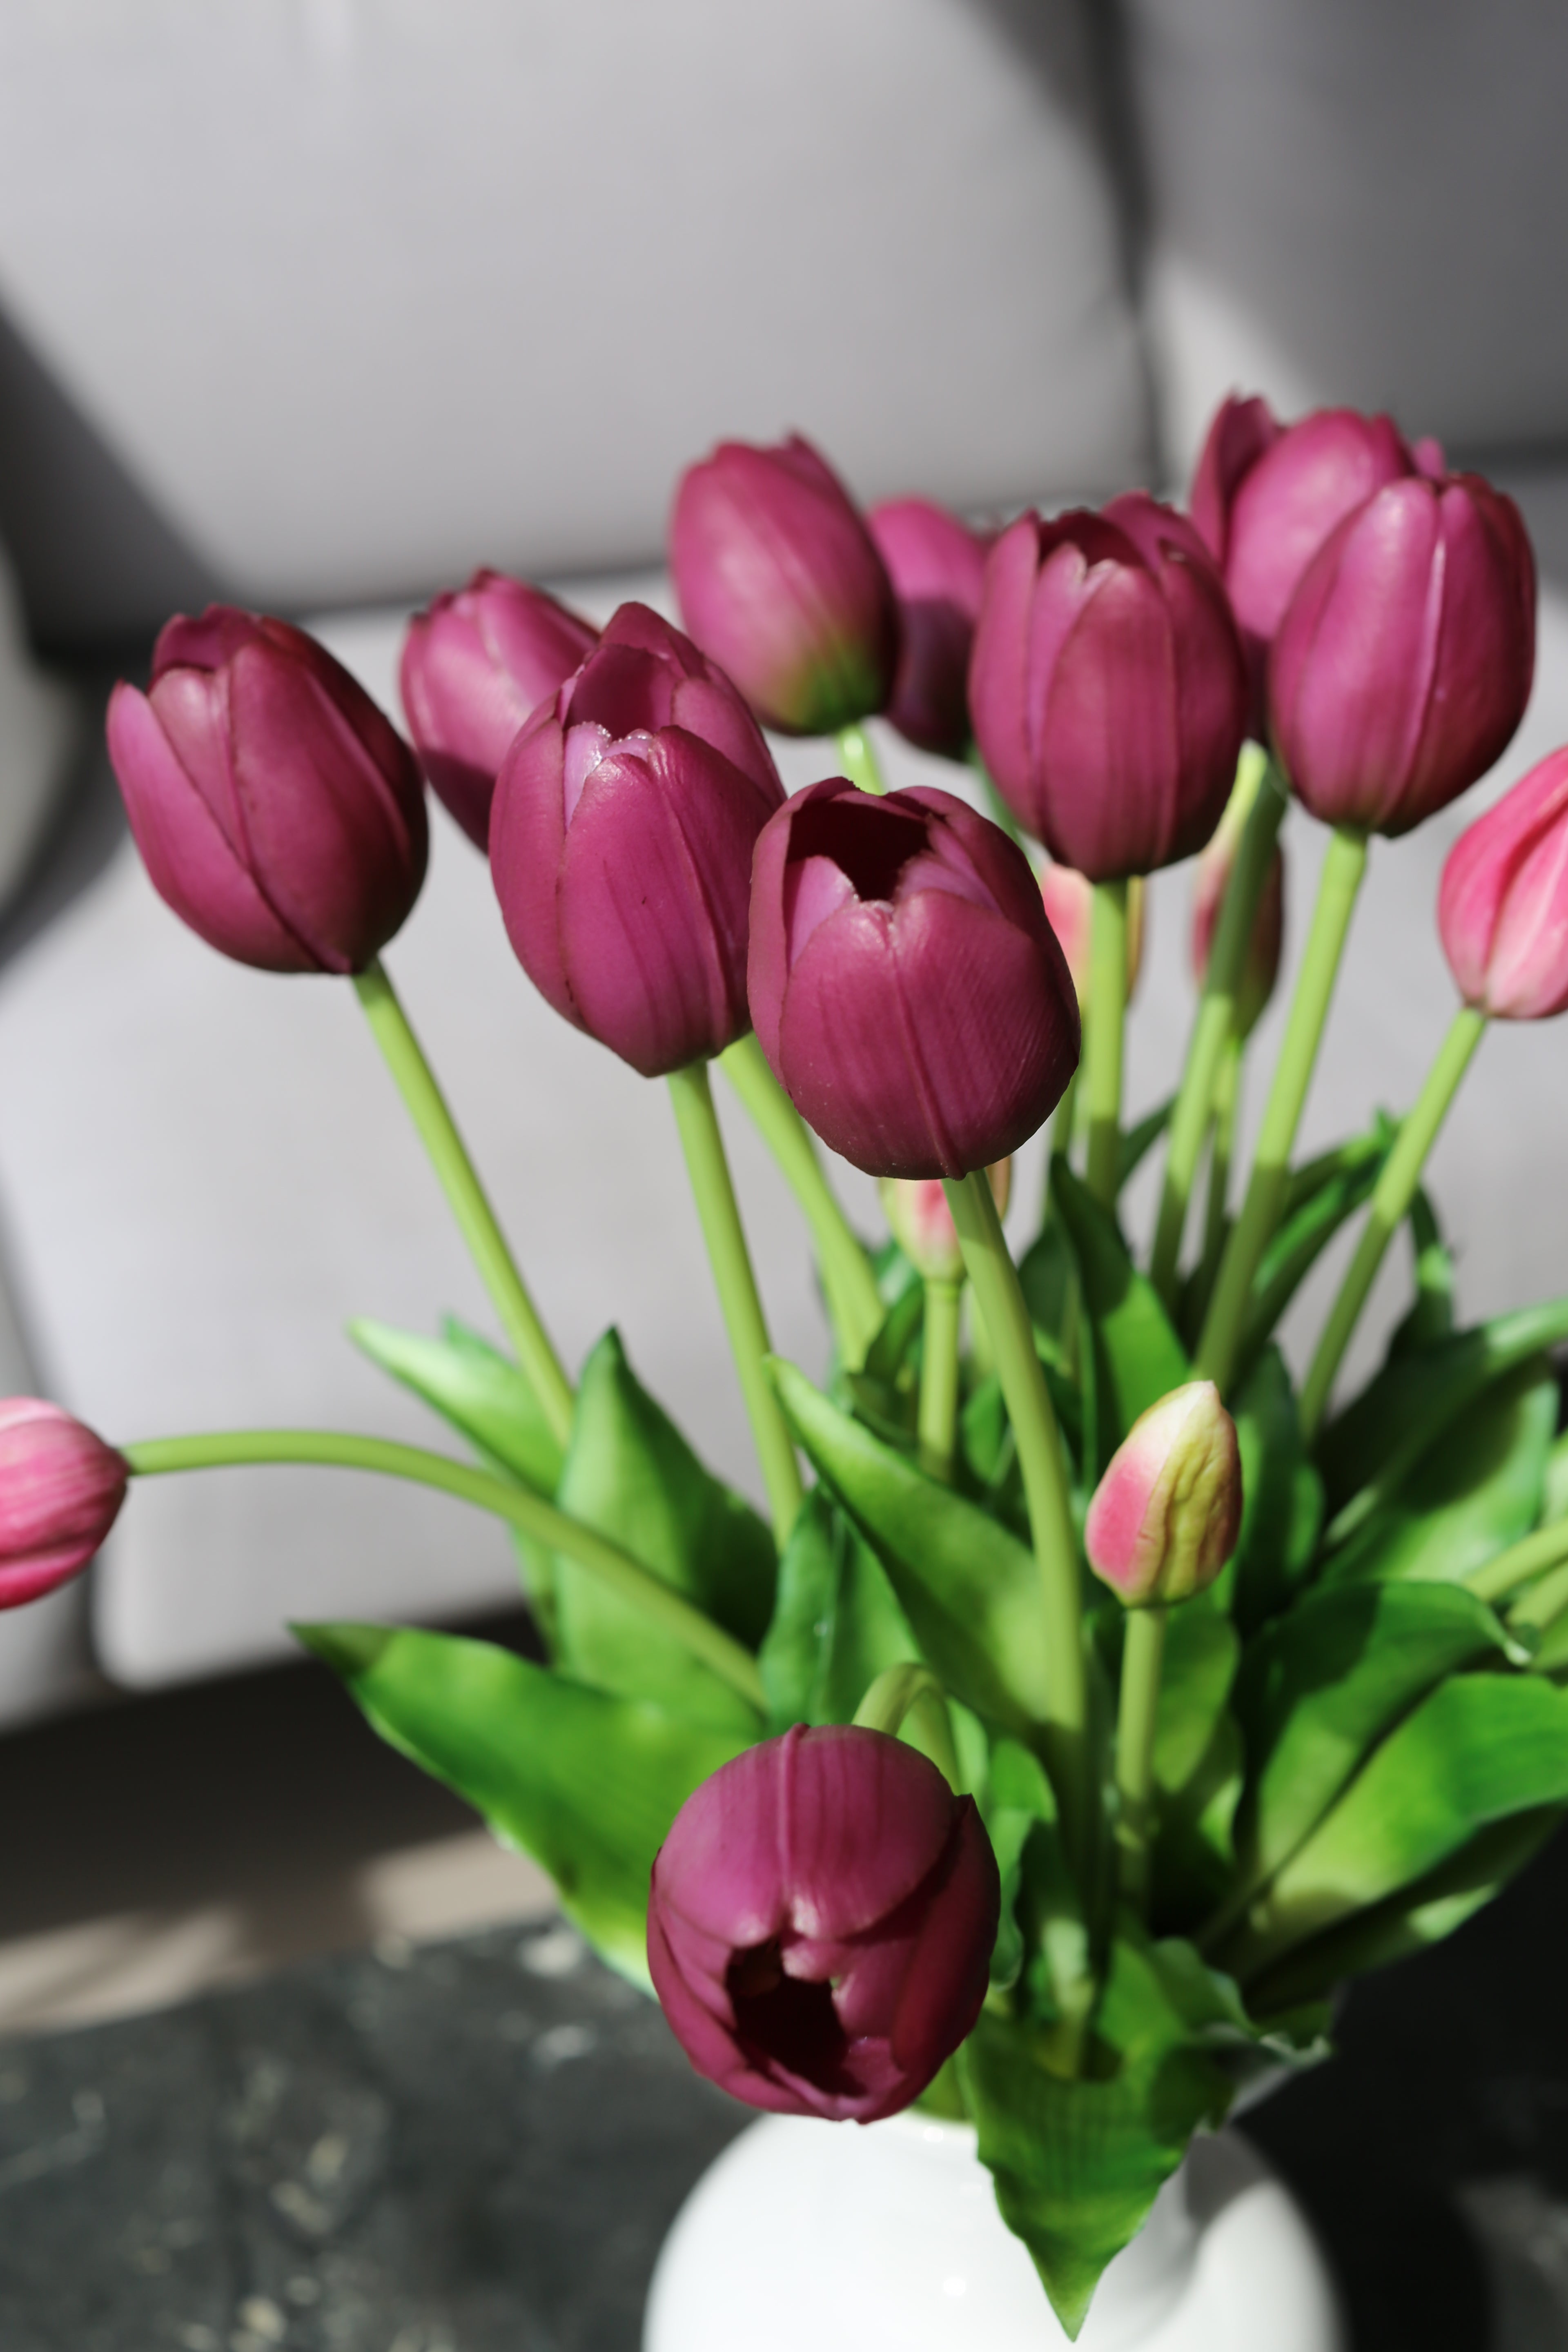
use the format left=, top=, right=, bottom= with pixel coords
left=4, top=1826, right=1568, bottom=2352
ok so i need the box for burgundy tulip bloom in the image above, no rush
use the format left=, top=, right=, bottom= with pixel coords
left=0, top=1401, right=127, bottom=1609
left=107, top=608, right=428, bottom=975
left=670, top=435, right=899, bottom=735
left=1270, top=471, right=1536, bottom=837
left=1439, top=747, right=1568, bottom=1019
left=867, top=497, right=991, bottom=759
left=399, top=571, right=598, bottom=848
left=748, top=778, right=1079, bottom=1179
left=648, top=1724, right=999, bottom=2123
left=969, top=492, right=1247, bottom=882
left=491, top=604, right=784, bottom=1076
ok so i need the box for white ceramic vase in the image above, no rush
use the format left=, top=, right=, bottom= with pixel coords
left=644, top=2110, right=1343, bottom=2352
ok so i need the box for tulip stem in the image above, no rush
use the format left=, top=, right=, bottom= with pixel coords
left=121, top=1429, right=766, bottom=1709
left=1085, top=880, right=1129, bottom=1208
left=1468, top=1515, right=1568, bottom=1609
left=1196, top=824, right=1370, bottom=1395
left=1300, top=1004, right=1487, bottom=1440
left=944, top=1169, right=1090, bottom=1858
left=1512, top=1556, right=1568, bottom=1640
left=919, top=1277, right=963, bottom=1483
left=853, top=1662, right=962, bottom=1791
left=1113, top=1605, right=1167, bottom=1915
left=717, top=1034, right=884, bottom=1369
left=1150, top=750, right=1287, bottom=1307
left=836, top=724, right=887, bottom=796
left=1192, top=1033, right=1242, bottom=1321
left=667, top=1061, right=805, bottom=1548
left=353, top=958, right=574, bottom=1447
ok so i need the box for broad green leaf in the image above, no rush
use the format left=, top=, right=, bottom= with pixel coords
left=1317, top=1299, right=1568, bottom=1528
left=1387, top=1189, right=1455, bottom=1356
left=1227, top=1672, right=1568, bottom=1980
left=1236, top=1119, right=1393, bottom=1376
left=1119, top=1096, right=1174, bottom=1190
left=296, top=1623, right=750, bottom=1985
left=1148, top=1600, right=1242, bottom=1924
left=1220, top=1346, right=1322, bottom=1632
left=552, top=1330, right=771, bottom=1733
left=1231, top=1581, right=1519, bottom=1893
left=1154, top=1600, right=1239, bottom=1799
left=758, top=1488, right=921, bottom=1731
left=841, top=1281, right=925, bottom=1445
left=982, top=1740, right=1094, bottom=2034
left=1018, top=1216, right=1074, bottom=1349
left=1541, top=1427, right=1568, bottom=1527
left=1321, top=1359, right=1556, bottom=1588
left=772, top=1358, right=1056, bottom=1735
left=1051, top=1160, right=1190, bottom=1475
left=352, top=1315, right=565, bottom=1494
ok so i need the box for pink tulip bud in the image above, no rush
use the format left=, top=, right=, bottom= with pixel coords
left=490, top=604, right=784, bottom=1077
left=1438, top=746, right=1568, bottom=1020
left=1085, top=1381, right=1242, bottom=1608
left=880, top=1160, right=1011, bottom=1282
left=748, top=778, right=1079, bottom=1180
left=106, top=608, right=428, bottom=975
left=1270, top=470, right=1536, bottom=837
left=1189, top=760, right=1285, bottom=1037
left=670, top=435, right=899, bottom=735
left=866, top=497, right=992, bottom=759
left=1038, top=861, right=1145, bottom=1013
left=399, top=571, right=597, bottom=848
left=0, top=1400, right=127, bottom=1608
left=648, top=1723, right=999, bottom=2123
left=968, top=492, right=1247, bottom=881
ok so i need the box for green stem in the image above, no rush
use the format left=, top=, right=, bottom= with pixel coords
left=353, top=958, right=574, bottom=1448
left=1085, top=879, right=1129, bottom=1208
left=1200, top=1034, right=1242, bottom=1285
left=918, top=1277, right=962, bottom=1483
left=944, top=1169, right=1089, bottom=1856
left=853, top=1661, right=962, bottom=1790
left=123, top=1430, right=764, bottom=1708
left=1469, top=1516, right=1568, bottom=1609
left=836, top=723, right=887, bottom=796
left=1299, top=1005, right=1487, bottom=1440
left=717, top=1034, right=884, bottom=1368
left=1150, top=751, right=1287, bottom=1306
left=1044, top=1067, right=1079, bottom=1216
left=1515, top=1559, right=1568, bottom=1643
left=1114, top=1606, right=1167, bottom=1914
left=667, top=1061, right=804, bottom=1547
left=1196, top=826, right=1370, bottom=1395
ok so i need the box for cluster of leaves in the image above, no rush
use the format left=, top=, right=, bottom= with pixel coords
left=298, top=1112, right=1568, bottom=2335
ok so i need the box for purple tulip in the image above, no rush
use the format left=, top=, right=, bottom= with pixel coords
left=748, top=777, right=1079, bottom=1179
left=490, top=603, right=784, bottom=1076
left=0, top=1400, right=127, bottom=1609
left=866, top=498, right=992, bottom=759
left=968, top=492, right=1247, bottom=882
left=107, top=608, right=428, bottom=975
left=1439, top=747, right=1568, bottom=1020
left=1085, top=1382, right=1241, bottom=1608
left=1270, top=471, right=1536, bottom=837
left=670, top=435, right=899, bottom=734
left=648, top=1724, right=999, bottom=2123
left=399, top=571, right=598, bottom=849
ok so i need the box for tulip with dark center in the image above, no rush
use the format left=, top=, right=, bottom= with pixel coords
left=867, top=497, right=991, bottom=759
left=0, top=1400, right=128, bottom=1609
left=748, top=779, right=1079, bottom=1178
left=107, top=608, right=428, bottom=974
left=400, top=570, right=598, bottom=848
left=1439, top=746, right=1568, bottom=1020
left=648, top=1723, right=1000, bottom=2122
left=490, top=603, right=785, bottom=1077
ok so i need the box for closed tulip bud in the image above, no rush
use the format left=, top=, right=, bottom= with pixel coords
left=748, top=778, right=1079, bottom=1180
left=969, top=493, right=1247, bottom=881
left=1038, top=860, right=1145, bottom=1013
left=1270, top=471, right=1535, bottom=837
left=670, top=435, right=899, bottom=734
left=1189, top=760, right=1285, bottom=1037
left=490, top=604, right=784, bottom=1077
left=0, top=1401, right=127, bottom=1608
left=399, top=571, right=598, bottom=848
left=880, top=1160, right=1011, bottom=1283
left=866, top=497, right=992, bottom=759
left=106, top=608, right=428, bottom=975
left=1439, top=747, right=1568, bottom=1020
left=648, top=1723, right=999, bottom=2123
left=1085, top=1381, right=1241, bottom=1608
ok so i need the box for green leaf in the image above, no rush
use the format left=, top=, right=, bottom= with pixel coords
left=1018, top=1217, right=1074, bottom=1350
left=758, top=1488, right=921, bottom=1731
left=352, top=1315, right=565, bottom=1493
left=772, top=1358, right=1057, bottom=1736
left=1221, top=1346, right=1322, bottom=1632
left=1149, top=1600, right=1242, bottom=1924
left=1387, top=1189, right=1455, bottom=1356
left=1236, top=1118, right=1394, bottom=1376
left=552, top=1330, right=772, bottom=1733
left=840, top=1281, right=926, bottom=1443
left=1051, top=1160, right=1190, bottom=1476
left=296, top=1623, right=750, bottom=1985
left=1119, top=1096, right=1174, bottom=1190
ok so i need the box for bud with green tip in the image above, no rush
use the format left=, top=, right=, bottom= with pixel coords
left=1085, top=1380, right=1241, bottom=1606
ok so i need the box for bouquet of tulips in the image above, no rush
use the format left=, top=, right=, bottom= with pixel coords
left=9, top=400, right=1568, bottom=2337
